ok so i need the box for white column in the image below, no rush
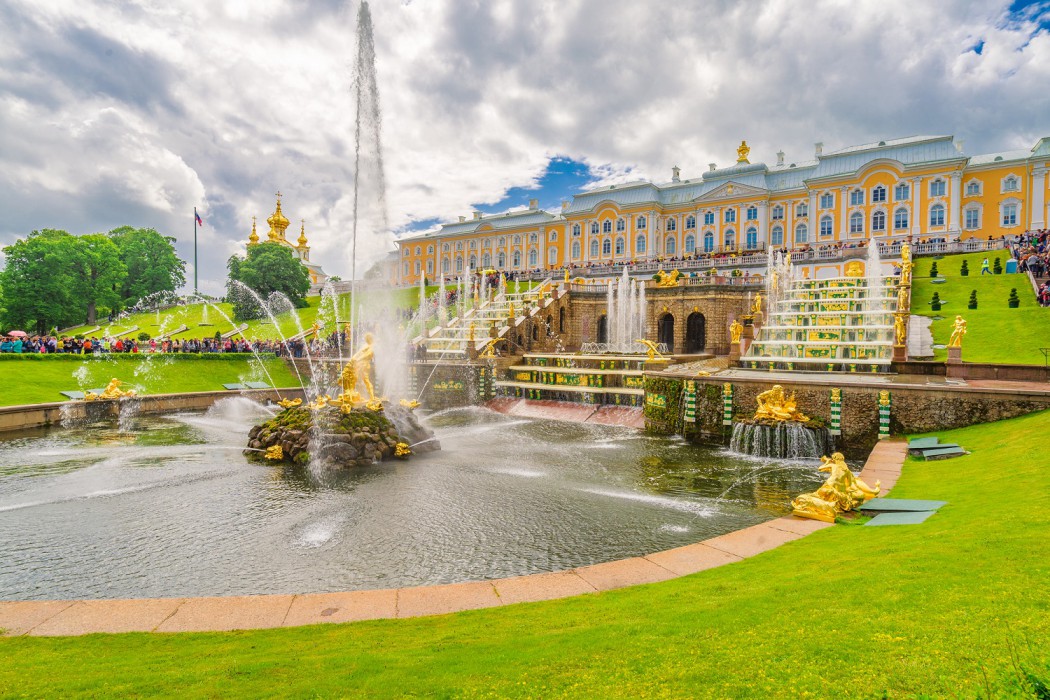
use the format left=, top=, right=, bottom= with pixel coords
left=839, top=186, right=850, bottom=239
left=1032, top=167, right=1047, bottom=229
left=713, top=206, right=722, bottom=251
left=647, top=211, right=656, bottom=260
left=757, top=201, right=768, bottom=249
left=786, top=199, right=795, bottom=248
left=807, top=191, right=817, bottom=242
left=911, top=177, right=922, bottom=238
left=949, top=172, right=963, bottom=236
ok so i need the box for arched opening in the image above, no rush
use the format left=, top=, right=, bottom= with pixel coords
left=546, top=314, right=553, bottom=338
left=559, top=307, right=565, bottom=333
left=658, top=313, right=675, bottom=352
left=531, top=324, right=538, bottom=342
left=597, top=315, right=608, bottom=344
left=685, top=312, right=706, bottom=353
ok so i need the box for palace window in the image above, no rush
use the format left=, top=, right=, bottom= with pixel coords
left=403, top=248, right=409, bottom=257
left=771, top=226, right=784, bottom=246
left=616, top=218, right=626, bottom=232
left=685, top=215, right=696, bottom=229
left=684, top=235, right=695, bottom=253
left=746, top=206, right=758, bottom=221
left=469, top=255, right=477, bottom=269
left=514, top=235, right=522, bottom=245
left=602, top=220, right=612, bottom=234
left=666, top=235, right=676, bottom=255
left=872, top=210, right=886, bottom=232
left=964, top=207, right=980, bottom=230
left=456, top=241, right=463, bottom=251
left=528, top=249, right=537, bottom=267
left=966, top=180, right=981, bottom=196
left=795, top=223, right=808, bottom=243
left=872, top=185, right=887, bottom=203
left=725, top=209, right=736, bottom=224
left=548, top=248, right=558, bottom=265
left=442, top=243, right=450, bottom=252
left=498, top=237, right=505, bottom=246
left=704, top=211, right=715, bottom=225
left=894, top=183, right=910, bottom=201
left=820, top=215, right=833, bottom=237
left=455, top=257, right=463, bottom=272
left=850, top=212, right=864, bottom=234
left=771, top=204, right=784, bottom=220
left=615, top=237, right=625, bottom=255
left=497, top=252, right=506, bottom=268
left=666, top=217, right=677, bottom=232
left=529, top=233, right=538, bottom=243
left=426, top=259, right=434, bottom=274
left=929, top=179, right=946, bottom=197
left=635, top=234, right=647, bottom=253
left=704, top=231, right=715, bottom=252
left=483, top=238, right=491, bottom=247
left=602, top=239, right=612, bottom=255
left=1003, top=175, right=1020, bottom=192
left=1003, top=202, right=1018, bottom=226
left=423, top=245, right=432, bottom=255
left=795, top=202, right=808, bottom=217
left=745, top=227, right=758, bottom=249
left=442, top=258, right=450, bottom=273
left=894, top=207, right=909, bottom=230
left=482, top=253, right=491, bottom=267
left=819, top=193, right=834, bottom=209
left=549, top=231, right=557, bottom=242
left=572, top=224, right=581, bottom=236
left=571, top=242, right=580, bottom=259
left=930, top=204, right=945, bottom=227
left=590, top=239, right=600, bottom=257
left=415, top=246, right=422, bottom=255
left=403, top=262, right=408, bottom=274
left=415, top=261, right=421, bottom=275
left=850, top=189, right=864, bottom=206
left=724, top=229, right=735, bottom=248
left=469, top=240, right=476, bottom=249
left=590, top=222, right=599, bottom=235
left=636, top=215, right=647, bottom=229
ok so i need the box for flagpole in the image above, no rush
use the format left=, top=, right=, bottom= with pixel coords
left=193, top=207, right=199, bottom=294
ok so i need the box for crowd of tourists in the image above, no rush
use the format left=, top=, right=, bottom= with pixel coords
left=1013, top=228, right=1050, bottom=306
left=0, top=333, right=348, bottom=357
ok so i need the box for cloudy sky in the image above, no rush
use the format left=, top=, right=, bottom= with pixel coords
left=1, top=0, right=1048, bottom=295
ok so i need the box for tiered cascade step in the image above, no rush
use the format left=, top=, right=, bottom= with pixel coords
left=495, top=353, right=647, bottom=406
left=744, top=275, right=898, bottom=372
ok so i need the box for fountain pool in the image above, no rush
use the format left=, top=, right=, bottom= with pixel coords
left=0, top=397, right=824, bottom=601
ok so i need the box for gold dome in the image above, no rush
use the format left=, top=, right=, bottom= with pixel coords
left=297, top=220, right=308, bottom=247
left=248, top=216, right=259, bottom=245
left=266, top=191, right=290, bottom=240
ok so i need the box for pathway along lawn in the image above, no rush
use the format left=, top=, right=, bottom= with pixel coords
left=910, top=250, right=1050, bottom=364
left=3, top=412, right=1049, bottom=697
left=0, top=355, right=300, bottom=406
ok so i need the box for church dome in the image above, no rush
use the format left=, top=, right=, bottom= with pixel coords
left=266, top=193, right=291, bottom=240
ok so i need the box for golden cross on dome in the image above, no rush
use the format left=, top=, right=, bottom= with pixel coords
left=275, top=190, right=282, bottom=200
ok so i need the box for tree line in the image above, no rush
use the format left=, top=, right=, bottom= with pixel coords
left=0, top=226, right=186, bottom=334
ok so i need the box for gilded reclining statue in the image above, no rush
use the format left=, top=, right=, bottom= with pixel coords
left=791, top=452, right=880, bottom=523
left=753, top=384, right=808, bottom=422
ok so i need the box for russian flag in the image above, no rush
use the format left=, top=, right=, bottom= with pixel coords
left=195, top=210, right=204, bottom=227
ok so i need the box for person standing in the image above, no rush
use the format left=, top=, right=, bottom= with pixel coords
left=981, top=257, right=991, bottom=275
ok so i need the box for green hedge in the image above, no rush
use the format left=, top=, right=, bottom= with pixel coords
left=0, top=353, right=280, bottom=362
left=643, top=375, right=684, bottom=435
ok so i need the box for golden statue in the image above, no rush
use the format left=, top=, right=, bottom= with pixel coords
left=878, top=390, right=891, bottom=407
left=948, top=315, right=967, bottom=348
left=736, top=140, right=750, bottom=164
left=753, top=385, right=809, bottom=422
left=654, top=269, right=681, bottom=288
left=791, top=452, right=880, bottom=523
left=85, top=378, right=137, bottom=401
left=278, top=397, right=303, bottom=409
left=478, top=338, right=499, bottom=359
left=695, top=370, right=711, bottom=377
left=399, top=399, right=420, bottom=410
left=339, top=332, right=376, bottom=404
left=729, top=319, right=743, bottom=344
left=309, top=322, right=322, bottom=339
left=264, top=444, right=283, bottom=461
left=306, top=395, right=331, bottom=411
left=394, top=442, right=412, bottom=457
left=468, top=322, right=476, bottom=345
left=751, top=292, right=763, bottom=315
left=508, top=302, right=516, bottom=318
left=564, top=267, right=570, bottom=284
left=899, top=242, right=913, bottom=286
left=636, top=339, right=665, bottom=361
left=844, top=260, right=864, bottom=277
left=893, top=313, right=908, bottom=346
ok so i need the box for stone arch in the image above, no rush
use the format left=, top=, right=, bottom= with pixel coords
left=685, top=312, right=706, bottom=353
left=597, top=315, right=608, bottom=344
left=658, top=313, right=675, bottom=352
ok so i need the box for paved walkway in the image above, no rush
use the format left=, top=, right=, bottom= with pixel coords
left=0, top=441, right=908, bottom=637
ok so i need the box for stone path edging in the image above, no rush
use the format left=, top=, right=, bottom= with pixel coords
left=0, top=440, right=908, bottom=637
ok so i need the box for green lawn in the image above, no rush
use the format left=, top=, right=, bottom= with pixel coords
left=910, top=251, right=1050, bottom=364
left=2, top=411, right=1048, bottom=697
left=0, top=355, right=301, bottom=406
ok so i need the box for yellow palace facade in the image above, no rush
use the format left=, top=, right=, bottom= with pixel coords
left=395, top=134, right=1050, bottom=284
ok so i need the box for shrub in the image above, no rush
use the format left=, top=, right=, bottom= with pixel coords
left=137, top=332, right=151, bottom=341
left=930, top=261, right=939, bottom=277
left=960, top=260, right=969, bottom=276
left=1008, top=288, right=1020, bottom=308
left=968, top=290, right=978, bottom=309
left=994, top=257, right=1003, bottom=274
left=213, top=330, right=222, bottom=342
left=931, top=292, right=942, bottom=311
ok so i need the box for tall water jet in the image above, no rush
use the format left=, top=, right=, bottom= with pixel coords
left=602, top=268, right=647, bottom=353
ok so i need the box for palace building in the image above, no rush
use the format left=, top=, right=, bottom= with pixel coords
left=247, top=193, right=329, bottom=286
left=394, top=134, right=1050, bottom=285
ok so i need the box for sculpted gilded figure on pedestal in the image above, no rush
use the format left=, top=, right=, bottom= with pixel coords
left=791, top=452, right=880, bottom=523
left=729, top=319, right=743, bottom=344
left=893, top=313, right=908, bottom=347
left=654, top=269, right=681, bottom=288
left=338, top=332, right=376, bottom=405
left=753, top=384, right=809, bottom=422
left=948, top=315, right=967, bottom=347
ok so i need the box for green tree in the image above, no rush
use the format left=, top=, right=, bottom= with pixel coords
left=0, top=229, right=85, bottom=333
left=226, top=242, right=310, bottom=320
left=71, top=234, right=127, bottom=324
left=108, top=226, right=186, bottom=304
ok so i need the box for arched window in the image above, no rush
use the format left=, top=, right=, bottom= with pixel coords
left=528, top=249, right=537, bottom=267
left=771, top=226, right=784, bottom=247
left=724, top=229, right=735, bottom=248
left=704, top=211, right=715, bottom=225
left=442, top=258, right=450, bottom=273
left=548, top=248, right=557, bottom=265
left=850, top=189, right=864, bottom=206
left=795, top=202, right=808, bottom=217
left=426, top=260, right=434, bottom=274
left=872, top=185, right=887, bottom=203
left=929, top=179, right=946, bottom=197
left=497, top=237, right=505, bottom=246
left=414, top=261, right=421, bottom=275
left=512, top=235, right=520, bottom=245
left=590, top=239, right=599, bottom=257
left=725, top=209, right=736, bottom=224
left=615, top=237, right=625, bottom=255
left=666, top=217, right=677, bottom=232
left=771, top=205, right=784, bottom=220
left=795, top=223, right=808, bottom=243
left=704, top=231, right=715, bottom=252
left=746, top=206, right=757, bottom=221
left=894, top=207, right=909, bottom=230
left=415, top=246, right=422, bottom=255
left=456, top=241, right=463, bottom=251
left=469, top=255, right=477, bottom=269
left=455, top=257, right=463, bottom=272
left=966, top=180, right=981, bottom=196
left=684, top=235, right=695, bottom=253
left=427, top=245, right=435, bottom=254
left=403, top=262, right=409, bottom=275
left=602, top=220, right=612, bottom=233
left=849, top=212, right=863, bottom=234
left=872, top=210, right=886, bottom=232
left=745, top=227, right=758, bottom=249
left=572, top=223, right=581, bottom=236
left=930, top=204, right=945, bottom=227
left=685, top=215, right=696, bottom=229
left=403, top=248, right=410, bottom=257
left=549, top=230, right=558, bottom=241
left=616, top=218, right=625, bottom=232
left=602, top=238, right=611, bottom=255
left=636, top=215, right=647, bottom=229
left=894, top=183, right=910, bottom=201
left=469, top=240, right=476, bottom=249
left=512, top=250, right=521, bottom=266
left=497, top=252, right=506, bottom=268
left=635, top=234, right=646, bottom=254
left=820, top=215, right=833, bottom=237
left=964, top=206, right=980, bottom=230
left=1003, top=175, right=1019, bottom=192
left=571, top=241, right=580, bottom=259
left=482, top=253, right=491, bottom=267
left=590, top=221, right=599, bottom=235
left=665, top=236, right=676, bottom=255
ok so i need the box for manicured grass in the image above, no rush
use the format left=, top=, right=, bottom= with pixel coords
left=910, top=251, right=1050, bottom=364
left=0, top=355, right=301, bottom=406
left=2, top=412, right=1048, bottom=697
